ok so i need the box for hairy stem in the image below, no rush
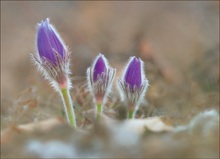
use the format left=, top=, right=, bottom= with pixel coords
left=96, top=103, right=102, bottom=120
left=60, top=88, right=77, bottom=128
left=128, top=104, right=136, bottom=119
left=128, top=110, right=134, bottom=119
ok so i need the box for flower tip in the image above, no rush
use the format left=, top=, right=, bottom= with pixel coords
left=132, top=56, right=140, bottom=62
left=46, top=17, right=50, bottom=22
left=97, top=54, right=104, bottom=60
left=94, top=53, right=107, bottom=66
left=98, top=53, right=103, bottom=56
left=97, top=53, right=106, bottom=61
left=37, top=18, right=51, bottom=28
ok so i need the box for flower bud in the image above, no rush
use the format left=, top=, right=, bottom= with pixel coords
left=93, top=55, right=107, bottom=83
left=32, top=18, right=71, bottom=90
left=118, top=56, right=149, bottom=117
left=124, top=57, right=142, bottom=91
left=87, top=54, right=116, bottom=104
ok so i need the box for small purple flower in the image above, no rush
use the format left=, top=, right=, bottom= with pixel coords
left=124, top=57, right=142, bottom=91
left=87, top=54, right=116, bottom=104
left=118, top=57, right=149, bottom=118
left=93, top=55, right=107, bottom=82
left=32, top=18, right=71, bottom=90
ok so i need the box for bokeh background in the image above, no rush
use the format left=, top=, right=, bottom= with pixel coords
left=1, top=1, right=219, bottom=158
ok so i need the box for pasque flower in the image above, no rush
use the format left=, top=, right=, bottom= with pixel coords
left=87, top=54, right=116, bottom=120
left=32, top=18, right=76, bottom=127
left=33, top=18, right=70, bottom=90
left=118, top=56, right=149, bottom=119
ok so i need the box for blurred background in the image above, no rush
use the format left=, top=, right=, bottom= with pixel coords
left=1, top=1, right=219, bottom=119
left=1, top=1, right=219, bottom=158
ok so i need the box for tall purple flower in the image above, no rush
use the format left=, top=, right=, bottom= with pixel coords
left=32, top=18, right=76, bottom=127
left=87, top=54, right=116, bottom=119
left=118, top=56, right=149, bottom=118
left=32, top=18, right=70, bottom=90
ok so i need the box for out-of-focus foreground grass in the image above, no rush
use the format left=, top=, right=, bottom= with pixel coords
left=1, top=1, right=219, bottom=158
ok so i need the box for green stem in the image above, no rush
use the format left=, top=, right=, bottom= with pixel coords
left=60, top=88, right=76, bottom=128
left=128, top=110, right=134, bottom=119
left=96, top=103, right=102, bottom=120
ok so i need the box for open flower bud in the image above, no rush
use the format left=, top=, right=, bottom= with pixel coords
left=118, top=56, right=149, bottom=117
left=32, top=18, right=71, bottom=90
left=87, top=54, right=116, bottom=104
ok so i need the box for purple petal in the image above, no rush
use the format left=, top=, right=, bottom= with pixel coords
left=93, top=55, right=107, bottom=82
left=45, top=21, right=64, bottom=58
left=37, top=19, right=65, bottom=65
left=124, top=57, right=142, bottom=89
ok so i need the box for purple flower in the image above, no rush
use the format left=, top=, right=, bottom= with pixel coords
left=32, top=18, right=71, bottom=90
left=93, top=55, right=107, bottom=82
left=118, top=56, right=149, bottom=112
left=37, top=18, right=66, bottom=65
left=124, top=57, right=142, bottom=91
left=87, top=54, right=116, bottom=103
